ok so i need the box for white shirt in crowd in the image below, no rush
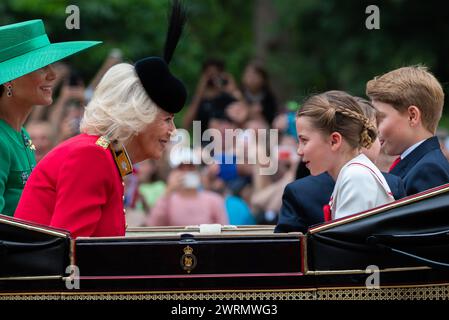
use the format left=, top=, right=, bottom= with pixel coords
left=330, top=153, right=395, bottom=220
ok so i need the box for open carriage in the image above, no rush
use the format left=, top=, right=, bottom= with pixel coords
left=1, top=184, right=448, bottom=301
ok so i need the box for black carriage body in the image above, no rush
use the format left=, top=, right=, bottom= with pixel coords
left=0, top=216, right=70, bottom=279
left=73, top=231, right=306, bottom=291
left=1, top=184, right=449, bottom=299
left=307, top=185, right=449, bottom=272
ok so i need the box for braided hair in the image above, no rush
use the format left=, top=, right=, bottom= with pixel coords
left=297, top=90, right=377, bottom=149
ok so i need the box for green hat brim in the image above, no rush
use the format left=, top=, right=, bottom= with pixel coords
left=0, top=41, right=101, bottom=85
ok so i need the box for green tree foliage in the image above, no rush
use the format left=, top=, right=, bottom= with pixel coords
left=271, top=0, right=449, bottom=105
left=0, top=0, right=254, bottom=105
left=2, top=0, right=449, bottom=118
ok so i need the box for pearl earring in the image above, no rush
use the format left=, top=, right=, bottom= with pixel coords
left=6, top=85, right=12, bottom=97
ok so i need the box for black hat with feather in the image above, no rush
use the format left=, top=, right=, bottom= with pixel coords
left=134, top=0, right=187, bottom=114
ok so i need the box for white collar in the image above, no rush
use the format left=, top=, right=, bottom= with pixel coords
left=342, top=153, right=369, bottom=168
left=401, top=139, right=426, bottom=159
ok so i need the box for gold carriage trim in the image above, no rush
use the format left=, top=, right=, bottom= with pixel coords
left=0, top=283, right=448, bottom=300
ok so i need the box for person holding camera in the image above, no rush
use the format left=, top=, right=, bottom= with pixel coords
left=183, top=59, right=241, bottom=135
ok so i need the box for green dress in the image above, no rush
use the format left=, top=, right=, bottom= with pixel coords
left=0, top=119, right=36, bottom=216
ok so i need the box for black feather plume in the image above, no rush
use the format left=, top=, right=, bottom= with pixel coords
left=163, top=0, right=187, bottom=65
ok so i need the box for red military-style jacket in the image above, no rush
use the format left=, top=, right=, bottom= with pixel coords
left=14, top=134, right=127, bottom=238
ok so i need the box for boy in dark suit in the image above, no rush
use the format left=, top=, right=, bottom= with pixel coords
left=366, top=66, right=449, bottom=196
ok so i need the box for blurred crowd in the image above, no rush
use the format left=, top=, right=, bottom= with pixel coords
left=25, top=50, right=449, bottom=227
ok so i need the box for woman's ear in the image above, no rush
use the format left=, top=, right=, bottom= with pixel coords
left=329, top=132, right=342, bottom=151
left=407, top=105, right=421, bottom=127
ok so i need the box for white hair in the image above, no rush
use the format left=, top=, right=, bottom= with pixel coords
left=80, top=63, right=158, bottom=145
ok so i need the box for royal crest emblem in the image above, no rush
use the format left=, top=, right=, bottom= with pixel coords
left=180, top=245, right=197, bottom=273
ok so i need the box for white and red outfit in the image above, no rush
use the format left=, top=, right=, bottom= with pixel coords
left=329, top=153, right=395, bottom=220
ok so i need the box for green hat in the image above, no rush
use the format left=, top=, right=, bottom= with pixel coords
left=0, top=19, right=101, bottom=85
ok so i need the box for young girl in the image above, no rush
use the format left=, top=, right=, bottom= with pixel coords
left=296, top=90, right=395, bottom=220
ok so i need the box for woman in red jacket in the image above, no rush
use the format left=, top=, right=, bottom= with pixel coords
left=14, top=1, right=187, bottom=238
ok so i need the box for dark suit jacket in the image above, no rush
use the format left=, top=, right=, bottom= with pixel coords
left=390, top=136, right=449, bottom=196
left=274, top=172, right=406, bottom=233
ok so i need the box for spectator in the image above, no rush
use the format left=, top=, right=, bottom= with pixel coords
left=250, top=135, right=299, bottom=224
left=225, top=177, right=256, bottom=225
left=84, top=48, right=123, bottom=102
left=183, top=59, right=239, bottom=134
left=225, top=100, right=250, bottom=128
left=436, top=129, right=449, bottom=162
left=272, top=101, right=299, bottom=140
left=25, top=121, right=55, bottom=163
left=123, top=160, right=167, bottom=227
left=241, top=61, right=278, bottom=125
left=147, top=148, right=228, bottom=226
left=45, top=69, right=86, bottom=143
left=136, top=160, right=167, bottom=211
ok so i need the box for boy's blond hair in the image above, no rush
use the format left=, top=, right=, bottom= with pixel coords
left=366, top=66, right=444, bottom=134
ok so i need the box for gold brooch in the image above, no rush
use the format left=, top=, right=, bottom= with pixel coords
left=96, top=136, right=110, bottom=149
left=22, top=132, right=36, bottom=151
left=28, top=140, right=36, bottom=151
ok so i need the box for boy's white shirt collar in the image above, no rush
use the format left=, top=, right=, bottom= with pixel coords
left=401, top=139, right=427, bottom=160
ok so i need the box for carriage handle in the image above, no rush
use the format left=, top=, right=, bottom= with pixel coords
left=0, top=238, right=64, bottom=255
left=367, top=230, right=449, bottom=271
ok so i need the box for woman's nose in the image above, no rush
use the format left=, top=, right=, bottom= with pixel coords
left=169, top=125, right=177, bottom=138
left=45, top=65, right=57, bottom=81
left=170, top=118, right=176, bottom=132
